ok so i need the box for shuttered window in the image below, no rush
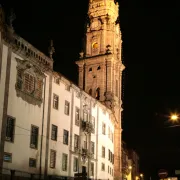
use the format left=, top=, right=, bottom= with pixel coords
left=62, top=153, right=68, bottom=171
left=50, top=150, right=56, bottom=168
left=5, top=116, right=15, bottom=142
left=24, top=73, right=35, bottom=93
left=51, top=125, right=58, bottom=141
left=30, top=125, right=38, bottom=149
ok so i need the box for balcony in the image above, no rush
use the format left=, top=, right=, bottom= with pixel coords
left=81, top=120, right=94, bottom=134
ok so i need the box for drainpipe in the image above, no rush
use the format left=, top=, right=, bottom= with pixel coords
left=39, top=75, right=46, bottom=180
left=68, top=88, right=74, bottom=177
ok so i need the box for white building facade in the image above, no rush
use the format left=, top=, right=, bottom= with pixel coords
left=0, top=0, right=124, bottom=179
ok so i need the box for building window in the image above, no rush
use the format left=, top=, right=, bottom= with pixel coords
left=73, top=157, right=78, bottom=172
left=97, top=66, right=101, bottom=70
left=16, top=66, right=43, bottom=102
left=30, top=125, right=38, bottom=149
left=24, top=73, right=35, bottom=93
left=63, top=130, right=69, bottom=145
left=108, top=126, right=110, bottom=139
left=102, top=146, right=105, bottom=158
left=90, top=162, right=94, bottom=176
left=112, top=169, right=114, bottom=176
left=75, top=107, right=80, bottom=126
left=108, top=149, right=110, bottom=161
left=3, top=152, right=12, bottom=163
left=108, top=166, right=109, bottom=173
left=5, top=116, right=15, bottom=142
left=50, top=150, right=56, bottom=168
left=91, top=116, right=95, bottom=134
left=83, top=111, right=88, bottom=121
left=53, top=94, right=59, bottom=110
left=112, top=154, right=114, bottom=164
left=89, top=89, right=92, bottom=95
left=91, top=141, right=95, bottom=154
left=95, top=87, right=100, bottom=100
left=102, top=123, right=106, bottom=135
left=74, top=134, right=79, bottom=150
left=62, top=153, right=68, bottom=171
left=89, top=67, right=92, bottom=72
left=29, top=158, right=36, bottom=168
left=64, top=100, right=70, bottom=115
left=110, top=167, right=111, bottom=174
left=101, top=163, right=105, bottom=171
left=51, top=125, right=58, bottom=141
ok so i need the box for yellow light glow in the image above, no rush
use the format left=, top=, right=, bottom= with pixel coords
left=92, top=42, right=98, bottom=49
left=129, top=166, right=132, bottom=170
left=170, top=114, right=178, bottom=121
left=140, top=174, right=143, bottom=177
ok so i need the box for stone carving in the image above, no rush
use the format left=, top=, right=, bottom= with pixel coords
left=48, top=40, right=55, bottom=59
left=15, top=58, right=45, bottom=107
left=104, top=91, right=115, bottom=110
left=82, top=120, right=94, bottom=134
left=79, top=51, right=84, bottom=59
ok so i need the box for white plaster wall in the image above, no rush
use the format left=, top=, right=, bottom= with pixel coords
left=48, top=81, right=72, bottom=176
left=97, top=107, right=114, bottom=180
left=3, top=51, right=50, bottom=175
left=0, top=44, right=8, bottom=141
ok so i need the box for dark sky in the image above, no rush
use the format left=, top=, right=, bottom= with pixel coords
left=2, top=0, right=180, bottom=179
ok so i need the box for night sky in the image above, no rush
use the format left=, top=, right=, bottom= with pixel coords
left=1, top=0, right=180, bottom=179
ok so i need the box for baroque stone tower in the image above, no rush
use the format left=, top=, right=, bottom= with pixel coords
left=76, top=0, right=125, bottom=179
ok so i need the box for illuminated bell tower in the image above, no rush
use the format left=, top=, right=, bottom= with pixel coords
left=76, top=0, right=125, bottom=179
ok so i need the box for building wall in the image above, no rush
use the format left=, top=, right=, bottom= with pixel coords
left=2, top=45, right=50, bottom=176
left=0, top=43, right=8, bottom=141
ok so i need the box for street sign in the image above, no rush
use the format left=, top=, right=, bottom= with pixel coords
left=158, top=169, right=168, bottom=179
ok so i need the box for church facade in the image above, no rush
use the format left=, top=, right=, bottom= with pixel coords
left=0, top=0, right=124, bottom=179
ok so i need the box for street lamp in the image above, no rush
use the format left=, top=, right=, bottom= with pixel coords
left=170, top=114, right=178, bottom=121
left=140, top=174, right=143, bottom=178
left=129, top=166, right=132, bottom=170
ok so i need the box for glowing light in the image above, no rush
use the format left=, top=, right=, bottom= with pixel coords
left=140, top=174, right=143, bottom=177
left=170, top=114, right=178, bottom=121
left=129, top=166, right=132, bottom=170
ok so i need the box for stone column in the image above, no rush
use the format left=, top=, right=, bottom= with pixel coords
left=78, top=66, right=84, bottom=90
